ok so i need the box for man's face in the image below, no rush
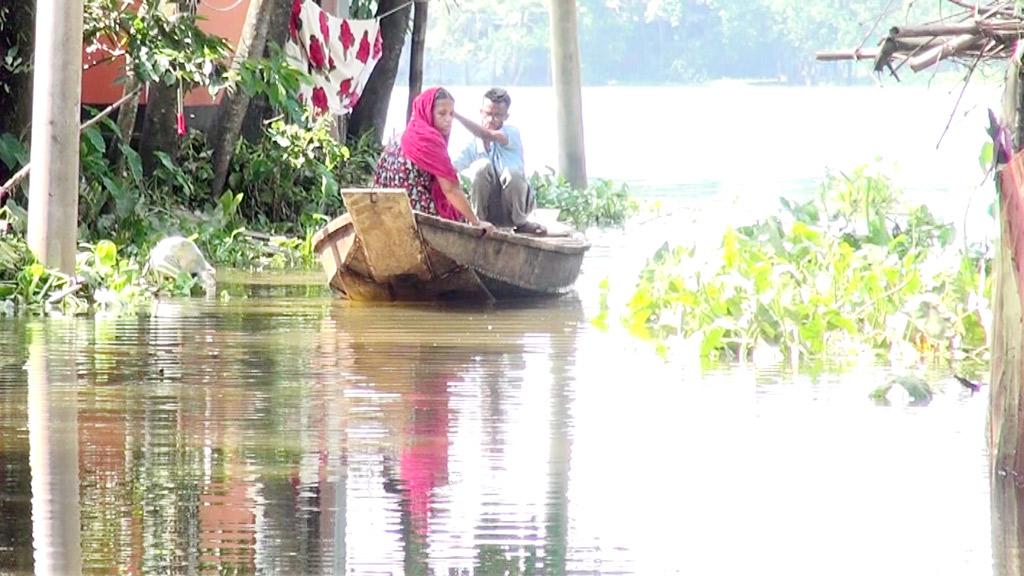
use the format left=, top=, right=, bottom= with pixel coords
left=480, top=99, right=509, bottom=131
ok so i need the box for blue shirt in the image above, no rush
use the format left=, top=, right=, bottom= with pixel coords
left=452, top=125, right=525, bottom=177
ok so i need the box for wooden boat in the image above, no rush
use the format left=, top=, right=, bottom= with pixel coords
left=312, top=188, right=591, bottom=301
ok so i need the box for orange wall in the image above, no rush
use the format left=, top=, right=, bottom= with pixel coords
left=81, top=0, right=252, bottom=106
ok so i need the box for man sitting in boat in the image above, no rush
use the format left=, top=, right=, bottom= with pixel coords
left=451, top=87, right=546, bottom=236
left=374, top=87, right=494, bottom=235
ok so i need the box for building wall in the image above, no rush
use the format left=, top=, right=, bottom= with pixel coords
left=81, top=1, right=253, bottom=106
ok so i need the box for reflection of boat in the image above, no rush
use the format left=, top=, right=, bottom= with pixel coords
left=312, top=189, right=591, bottom=301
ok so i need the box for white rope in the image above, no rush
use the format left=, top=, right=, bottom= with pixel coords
left=200, top=0, right=246, bottom=12
left=194, top=0, right=411, bottom=19
left=377, top=0, right=416, bottom=21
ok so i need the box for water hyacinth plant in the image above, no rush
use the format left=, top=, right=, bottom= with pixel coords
left=608, top=166, right=991, bottom=362
left=531, top=171, right=638, bottom=229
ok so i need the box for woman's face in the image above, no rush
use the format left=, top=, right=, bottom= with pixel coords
left=432, top=98, right=454, bottom=136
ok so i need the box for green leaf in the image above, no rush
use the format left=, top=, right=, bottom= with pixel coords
left=979, top=141, right=994, bottom=173
left=122, top=145, right=144, bottom=186
left=155, top=151, right=177, bottom=172
left=83, top=127, right=106, bottom=154
left=95, top=240, right=118, bottom=268
left=0, top=133, right=27, bottom=169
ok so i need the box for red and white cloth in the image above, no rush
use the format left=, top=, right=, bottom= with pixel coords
left=285, top=0, right=383, bottom=115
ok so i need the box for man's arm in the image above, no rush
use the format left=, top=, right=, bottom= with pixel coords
left=451, top=139, right=478, bottom=172
left=454, top=111, right=510, bottom=146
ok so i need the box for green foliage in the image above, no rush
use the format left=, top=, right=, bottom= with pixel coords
left=229, top=43, right=309, bottom=124
left=77, top=113, right=158, bottom=253
left=0, top=113, right=374, bottom=277
left=228, top=113, right=351, bottom=224
left=531, top=171, right=638, bottom=229
left=870, top=374, right=935, bottom=406
left=56, top=100, right=377, bottom=272
left=0, top=132, right=27, bottom=172
left=0, top=4, right=33, bottom=98
left=612, top=165, right=991, bottom=362
left=84, top=0, right=232, bottom=89
left=0, top=233, right=194, bottom=316
left=427, top=0, right=549, bottom=84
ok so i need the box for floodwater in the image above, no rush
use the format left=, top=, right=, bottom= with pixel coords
left=0, top=235, right=1005, bottom=576
left=0, top=84, right=1018, bottom=574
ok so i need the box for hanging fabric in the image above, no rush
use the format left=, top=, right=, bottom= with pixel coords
left=176, top=84, right=187, bottom=137
left=285, top=0, right=385, bottom=116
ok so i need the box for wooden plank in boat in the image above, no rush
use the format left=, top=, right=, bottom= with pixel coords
left=341, top=188, right=430, bottom=282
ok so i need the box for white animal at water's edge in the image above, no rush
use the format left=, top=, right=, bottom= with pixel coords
left=144, top=236, right=216, bottom=293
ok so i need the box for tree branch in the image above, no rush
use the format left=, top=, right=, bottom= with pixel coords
left=0, top=85, right=143, bottom=200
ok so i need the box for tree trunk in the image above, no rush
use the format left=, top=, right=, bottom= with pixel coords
left=27, top=0, right=83, bottom=274
left=547, top=0, right=587, bottom=190
left=990, top=60, right=1024, bottom=576
left=207, top=0, right=286, bottom=198
left=347, top=0, right=411, bottom=143
left=139, top=81, right=181, bottom=176
left=139, top=1, right=192, bottom=176
left=406, top=0, right=427, bottom=123
left=992, top=59, right=1024, bottom=477
left=109, top=4, right=147, bottom=169
left=113, top=78, right=140, bottom=158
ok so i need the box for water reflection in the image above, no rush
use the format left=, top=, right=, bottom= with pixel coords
left=0, top=295, right=582, bottom=575
left=26, top=322, right=81, bottom=575
left=0, top=274, right=1001, bottom=575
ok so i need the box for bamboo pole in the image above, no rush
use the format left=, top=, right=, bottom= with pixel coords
left=816, top=48, right=880, bottom=61
left=890, top=22, right=980, bottom=37
left=26, top=0, right=85, bottom=274
left=908, top=33, right=978, bottom=71
left=0, top=87, right=141, bottom=200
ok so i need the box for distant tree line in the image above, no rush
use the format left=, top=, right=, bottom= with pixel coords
left=422, top=0, right=942, bottom=86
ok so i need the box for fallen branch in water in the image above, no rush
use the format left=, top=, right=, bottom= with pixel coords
left=46, top=279, right=84, bottom=306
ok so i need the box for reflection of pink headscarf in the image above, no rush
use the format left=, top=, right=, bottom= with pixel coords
left=399, top=377, right=450, bottom=537
left=401, top=87, right=461, bottom=221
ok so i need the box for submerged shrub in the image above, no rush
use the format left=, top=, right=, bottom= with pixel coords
left=609, top=166, right=991, bottom=362
left=531, top=171, right=638, bottom=229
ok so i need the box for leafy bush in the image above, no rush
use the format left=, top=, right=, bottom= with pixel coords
left=531, top=171, right=638, bottom=229
left=608, top=166, right=990, bottom=362
left=0, top=234, right=186, bottom=316
left=227, top=112, right=350, bottom=224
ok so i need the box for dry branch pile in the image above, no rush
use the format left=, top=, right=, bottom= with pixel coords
left=817, top=1, right=1024, bottom=78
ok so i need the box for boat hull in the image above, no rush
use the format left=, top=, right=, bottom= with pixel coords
left=312, top=189, right=590, bottom=302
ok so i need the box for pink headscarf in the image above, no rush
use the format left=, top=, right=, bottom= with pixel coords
left=401, top=87, right=461, bottom=221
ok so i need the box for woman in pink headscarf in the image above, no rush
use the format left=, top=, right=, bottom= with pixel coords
left=375, top=87, right=492, bottom=232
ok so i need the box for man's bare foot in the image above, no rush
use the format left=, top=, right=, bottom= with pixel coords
left=514, top=221, right=547, bottom=236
